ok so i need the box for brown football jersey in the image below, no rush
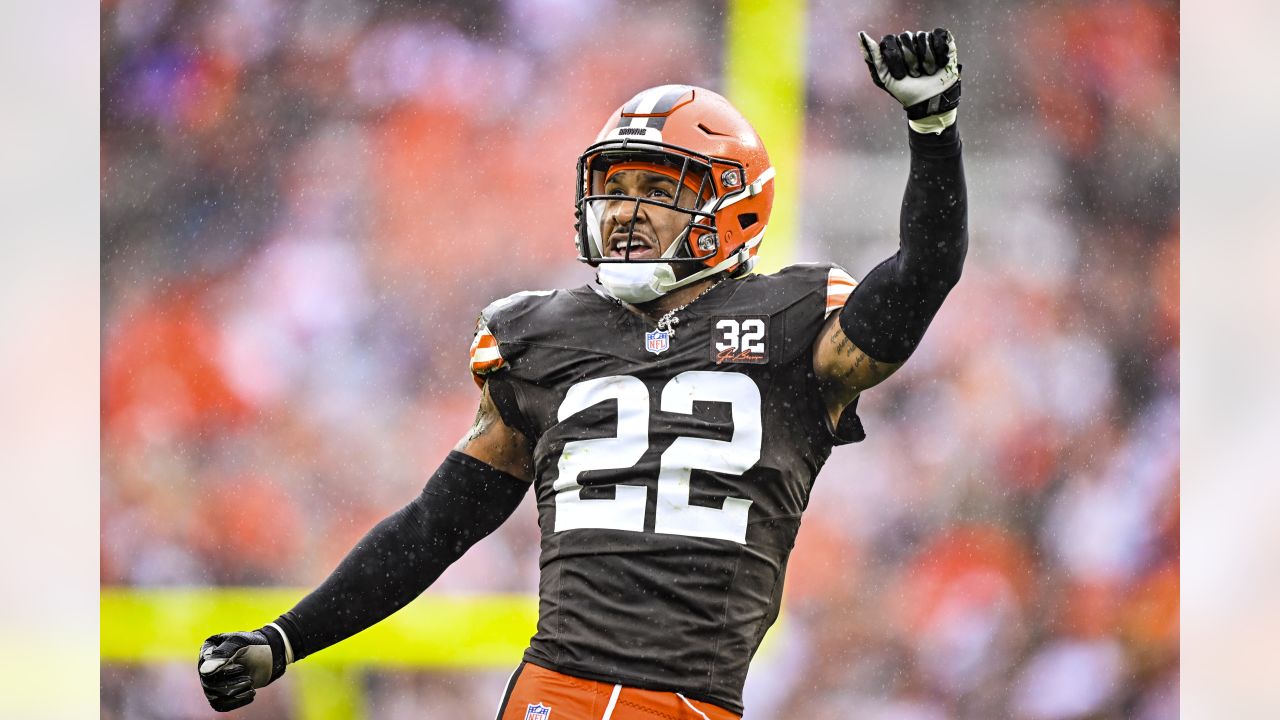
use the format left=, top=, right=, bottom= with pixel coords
left=469, top=264, right=863, bottom=714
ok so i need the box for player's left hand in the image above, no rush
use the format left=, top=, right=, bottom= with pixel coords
left=198, top=628, right=287, bottom=712
left=858, top=28, right=961, bottom=131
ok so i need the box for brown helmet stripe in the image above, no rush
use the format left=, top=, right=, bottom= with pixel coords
left=616, top=85, right=693, bottom=130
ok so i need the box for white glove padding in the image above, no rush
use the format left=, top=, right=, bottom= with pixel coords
left=858, top=29, right=961, bottom=133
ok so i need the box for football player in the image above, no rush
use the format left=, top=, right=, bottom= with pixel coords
left=199, top=28, right=966, bottom=719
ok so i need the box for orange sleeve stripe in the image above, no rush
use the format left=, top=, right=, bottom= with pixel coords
left=825, top=268, right=858, bottom=316
left=471, top=357, right=504, bottom=373
left=469, top=326, right=505, bottom=381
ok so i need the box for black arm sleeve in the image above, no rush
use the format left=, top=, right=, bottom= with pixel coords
left=839, top=123, right=967, bottom=363
left=272, top=451, right=529, bottom=660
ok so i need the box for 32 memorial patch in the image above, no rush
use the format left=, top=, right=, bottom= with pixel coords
left=711, top=315, right=769, bottom=364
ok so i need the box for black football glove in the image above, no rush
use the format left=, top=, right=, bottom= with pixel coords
left=198, top=625, right=290, bottom=712
left=858, top=28, right=962, bottom=133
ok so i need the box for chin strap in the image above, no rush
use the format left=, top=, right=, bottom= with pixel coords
left=597, top=225, right=766, bottom=304
left=597, top=262, right=677, bottom=304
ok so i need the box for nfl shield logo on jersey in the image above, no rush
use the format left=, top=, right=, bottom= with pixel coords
left=525, top=703, right=551, bottom=720
left=645, top=329, right=670, bottom=355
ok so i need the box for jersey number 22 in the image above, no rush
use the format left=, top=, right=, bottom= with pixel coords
left=553, top=371, right=761, bottom=544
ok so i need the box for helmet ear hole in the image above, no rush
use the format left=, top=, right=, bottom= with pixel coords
left=737, top=213, right=759, bottom=230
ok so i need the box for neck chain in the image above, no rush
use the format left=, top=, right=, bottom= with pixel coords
left=650, top=278, right=722, bottom=338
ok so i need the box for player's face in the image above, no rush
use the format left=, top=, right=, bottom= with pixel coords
left=601, top=169, right=704, bottom=262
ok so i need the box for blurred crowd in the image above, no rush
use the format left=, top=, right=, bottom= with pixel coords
left=101, top=0, right=1179, bottom=718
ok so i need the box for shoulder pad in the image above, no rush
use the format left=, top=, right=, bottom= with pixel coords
left=728, top=264, right=858, bottom=365
left=754, top=263, right=858, bottom=316
left=478, top=289, right=557, bottom=326
left=470, top=289, right=556, bottom=383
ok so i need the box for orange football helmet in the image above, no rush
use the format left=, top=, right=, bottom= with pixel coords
left=576, top=85, right=774, bottom=299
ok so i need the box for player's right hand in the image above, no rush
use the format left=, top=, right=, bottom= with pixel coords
left=198, top=627, right=287, bottom=712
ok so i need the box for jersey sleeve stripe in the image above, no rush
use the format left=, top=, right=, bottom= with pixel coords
left=469, top=323, right=505, bottom=378
left=825, top=267, right=858, bottom=317
left=470, top=290, right=556, bottom=387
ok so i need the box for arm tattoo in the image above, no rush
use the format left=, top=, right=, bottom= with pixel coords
left=460, top=387, right=500, bottom=446
left=826, top=327, right=893, bottom=391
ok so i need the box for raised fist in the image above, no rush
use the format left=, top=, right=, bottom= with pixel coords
left=858, top=28, right=961, bottom=131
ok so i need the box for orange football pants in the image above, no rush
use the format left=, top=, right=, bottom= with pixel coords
left=495, top=662, right=741, bottom=720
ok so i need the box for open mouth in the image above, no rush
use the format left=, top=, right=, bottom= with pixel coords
left=607, top=233, right=657, bottom=259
